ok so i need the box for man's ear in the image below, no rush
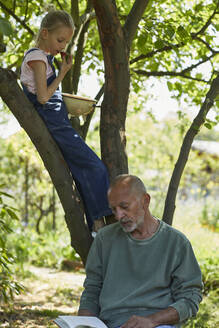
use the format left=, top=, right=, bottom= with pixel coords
left=142, top=193, right=150, bottom=210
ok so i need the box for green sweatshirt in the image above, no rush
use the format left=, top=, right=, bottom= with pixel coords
left=79, top=220, right=202, bottom=328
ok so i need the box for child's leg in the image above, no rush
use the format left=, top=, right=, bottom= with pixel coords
left=39, top=106, right=112, bottom=230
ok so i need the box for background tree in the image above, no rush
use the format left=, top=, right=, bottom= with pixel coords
left=0, top=0, right=218, bottom=262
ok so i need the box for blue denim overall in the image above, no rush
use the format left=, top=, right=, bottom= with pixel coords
left=22, top=48, right=112, bottom=230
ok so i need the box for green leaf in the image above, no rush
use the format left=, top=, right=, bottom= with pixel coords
left=195, top=73, right=203, bottom=80
left=0, top=18, right=13, bottom=36
left=145, top=21, right=153, bottom=29
left=194, top=3, right=204, bottom=11
left=6, top=208, right=19, bottom=221
left=167, top=81, right=173, bottom=91
left=150, top=62, right=159, bottom=71
left=154, top=39, right=165, bottom=49
left=204, top=123, right=212, bottom=129
left=0, top=191, right=14, bottom=199
left=166, top=25, right=175, bottom=39
left=177, top=26, right=189, bottom=40
left=137, top=33, right=148, bottom=52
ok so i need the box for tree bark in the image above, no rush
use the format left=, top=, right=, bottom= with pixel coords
left=24, top=158, right=29, bottom=225
left=163, top=74, right=219, bottom=225
left=92, top=0, right=129, bottom=179
left=52, top=185, right=56, bottom=230
left=0, top=68, right=92, bottom=264
left=92, top=0, right=150, bottom=179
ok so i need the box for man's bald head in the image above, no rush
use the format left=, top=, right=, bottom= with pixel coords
left=108, top=174, right=147, bottom=198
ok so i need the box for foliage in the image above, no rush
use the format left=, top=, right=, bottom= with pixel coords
left=174, top=200, right=219, bottom=328
left=185, top=288, right=219, bottom=327
left=199, top=199, right=219, bottom=231
left=8, top=227, right=79, bottom=270
left=0, top=0, right=218, bottom=109
left=0, top=131, right=63, bottom=231
left=0, top=17, right=13, bottom=37
left=0, top=189, right=23, bottom=303
left=87, top=109, right=219, bottom=218
left=200, top=256, right=219, bottom=295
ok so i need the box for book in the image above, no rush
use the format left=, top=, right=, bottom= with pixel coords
left=54, top=316, right=108, bottom=328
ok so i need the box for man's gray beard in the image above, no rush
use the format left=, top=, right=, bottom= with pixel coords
left=120, top=215, right=145, bottom=233
left=119, top=218, right=137, bottom=233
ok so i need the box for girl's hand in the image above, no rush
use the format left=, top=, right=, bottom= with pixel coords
left=60, top=52, right=73, bottom=76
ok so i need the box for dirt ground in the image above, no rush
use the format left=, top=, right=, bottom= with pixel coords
left=0, top=266, right=86, bottom=327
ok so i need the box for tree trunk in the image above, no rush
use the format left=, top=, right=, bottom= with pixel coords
left=52, top=185, right=56, bottom=231
left=24, top=158, right=29, bottom=225
left=92, top=0, right=151, bottom=179
left=0, top=68, right=92, bottom=264
left=92, top=0, right=129, bottom=179
left=163, top=74, right=219, bottom=225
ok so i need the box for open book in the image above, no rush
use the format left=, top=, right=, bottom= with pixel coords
left=54, top=316, right=108, bottom=328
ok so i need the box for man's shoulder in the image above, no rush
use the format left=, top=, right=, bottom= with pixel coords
left=97, top=222, right=122, bottom=241
left=160, top=220, right=190, bottom=244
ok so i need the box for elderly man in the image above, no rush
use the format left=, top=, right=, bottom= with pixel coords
left=78, top=175, right=202, bottom=328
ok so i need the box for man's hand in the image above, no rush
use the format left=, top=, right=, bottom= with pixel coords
left=121, top=307, right=179, bottom=328
left=78, top=309, right=96, bottom=317
left=121, top=315, right=155, bottom=328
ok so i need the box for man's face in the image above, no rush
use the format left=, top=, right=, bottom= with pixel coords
left=108, top=184, right=146, bottom=233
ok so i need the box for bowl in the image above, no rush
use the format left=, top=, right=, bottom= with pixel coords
left=62, top=93, right=97, bottom=116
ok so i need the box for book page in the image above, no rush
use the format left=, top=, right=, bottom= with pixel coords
left=54, top=317, right=70, bottom=328
left=57, top=316, right=108, bottom=328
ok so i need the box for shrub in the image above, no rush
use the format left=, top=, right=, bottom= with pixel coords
left=184, top=256, right=219, bottom=328
left=199, top=200, right=219, bottom=232
left=0, top=189, right=24, bottom=303
left=8, top=225, right=80, bottom=269
left=200, top=256, right=219, bottom=295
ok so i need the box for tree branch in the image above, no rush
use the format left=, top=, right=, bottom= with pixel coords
left=130, top=43, right=183, bottom=64
left=130, top=4, right=218, bottom=65
left=133, top=53, right=217, bottom=83
left=81, top=85, right=104, bottom=140
left=181, top=53, right=217, bottom=74
left=192, top=35, right=218, bottom=54
left=71, top=0, right=80, bottom=26
left=55, top=0, right=64, bottom=11
left=192, top=3, right=219, bottom=37
left=72, top=20, right=90, bottom=94
left=0, top=68, right=93, bottom=264
left=123, top=0, right=150, bottom=50
left=133, top=69, right=208, bottom=83
left=0, top=1, right=34, bottom=36
left=162, top=73, right=219, bottom=225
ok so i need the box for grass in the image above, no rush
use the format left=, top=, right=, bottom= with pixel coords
left=174, top=199, right=219, bottom=327
left=174, top=199, right=219, bottom=259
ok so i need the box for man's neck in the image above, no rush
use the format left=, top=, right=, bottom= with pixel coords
left=131, top=215, right=159, bottom=240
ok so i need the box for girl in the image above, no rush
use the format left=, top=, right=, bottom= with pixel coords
left=20, top=10, right=112, bottom=232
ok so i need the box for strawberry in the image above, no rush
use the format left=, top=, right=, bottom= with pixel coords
left=60, top=51, right=67, bottom=59
left=60, top=51, right=71, bottom=62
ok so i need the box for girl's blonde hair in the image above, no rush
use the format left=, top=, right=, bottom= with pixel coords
left=36, top=10, right=74, bottom=44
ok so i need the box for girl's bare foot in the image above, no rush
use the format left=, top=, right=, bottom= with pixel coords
left=93, top=217, right=105, bottom=232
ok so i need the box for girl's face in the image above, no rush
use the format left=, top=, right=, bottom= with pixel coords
left=41, top=25, right=73, bottom=55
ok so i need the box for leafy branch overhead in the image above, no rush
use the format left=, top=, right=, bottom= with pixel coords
left=130, top=1, right=218, bottom=85
left=0, top=0, right=218, bottom=107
